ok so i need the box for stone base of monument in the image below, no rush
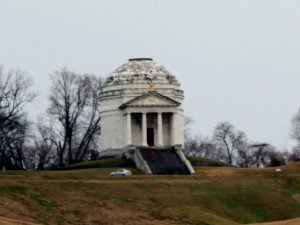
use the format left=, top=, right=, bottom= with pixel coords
left=99, top=145, right=195, bottom=175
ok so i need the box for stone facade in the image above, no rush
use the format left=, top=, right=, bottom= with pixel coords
left=99, top=58, right=184, bottom=153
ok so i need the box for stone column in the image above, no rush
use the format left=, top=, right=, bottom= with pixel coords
left=157, top=113, right=163, bottom=146
left=171, top=113, right=176, bottom=145
left=142, top=113, right=147, bottom=146
left=126, top=113, right=132, bottom=145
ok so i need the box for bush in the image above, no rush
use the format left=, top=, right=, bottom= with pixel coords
left=61, top=158, right=135, bottom=170
left=187, top=157, right=228, bottom=167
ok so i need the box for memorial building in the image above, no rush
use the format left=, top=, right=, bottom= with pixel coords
left=99, top=58, right=194, bottom=175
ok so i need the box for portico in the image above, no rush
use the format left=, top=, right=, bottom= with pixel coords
left=119, top=90, right=182, bottom=148
left=125, top=111, right=178, bottom=147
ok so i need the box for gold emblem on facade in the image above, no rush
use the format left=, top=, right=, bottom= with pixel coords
left=146, top=77, right=155, bottom=92
left=148, top=81, right=155, bottom=92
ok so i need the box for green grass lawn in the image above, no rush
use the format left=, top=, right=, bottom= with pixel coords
left=61, top=158, right=135, bottom=170
left=0, top=163, right=299, bottom=225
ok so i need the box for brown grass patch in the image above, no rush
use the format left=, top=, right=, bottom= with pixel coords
left=0, top=216, right=38, bottom=225
left=0, top=164, right=299, bottom=225
left=250, top=218, right=300, bottom=225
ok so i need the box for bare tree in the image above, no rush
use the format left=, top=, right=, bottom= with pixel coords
left=213, top=121, right=247, bottom=166
left=24, top=119, right=57, bottom=170
left=184, top=116, right=194, bottom=141
left=0, top=67, right=35, bottom=123
left=286, top=108, right=300, bottom=164
left=249, top=143, right=270, bottom=168
left=291, top=108, right=300, bottom=145
left=185, top=135, right=218, bottom=159
left=236, top=144, right=252, bottom=168
left=288, top=147, right=300, bottom=162
left=249, top=143, right=286, bottom=167
left=184, top=117, right=221, bottom=159
left=45, top=68, right=102, bottom=165
left=0, top=67, right=35, bottom=169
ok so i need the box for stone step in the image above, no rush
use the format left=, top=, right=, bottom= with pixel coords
left=138, top=147, right=191, bottom=175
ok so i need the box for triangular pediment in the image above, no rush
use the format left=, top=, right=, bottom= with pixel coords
left=119, top=92, right=180, bottom=109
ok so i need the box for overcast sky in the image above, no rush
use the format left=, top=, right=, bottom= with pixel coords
left=0, top=0, right=299, bottom=148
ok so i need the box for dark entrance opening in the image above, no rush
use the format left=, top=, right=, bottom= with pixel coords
left=147, top=128, right=154, bottom=146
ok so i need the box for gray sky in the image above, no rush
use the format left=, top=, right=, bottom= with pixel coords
left=0, top=0, right=299, bottom=148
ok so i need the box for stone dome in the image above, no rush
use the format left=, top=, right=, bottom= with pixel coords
left=104, top=58, right=180, bottom=86
left=101, top=58, right=183, bottom=100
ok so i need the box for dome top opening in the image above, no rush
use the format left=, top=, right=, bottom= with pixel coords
left=129, top=58, right=153, bottom=62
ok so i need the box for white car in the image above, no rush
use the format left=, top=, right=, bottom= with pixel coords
left=110, top=169, right=132, bottom=176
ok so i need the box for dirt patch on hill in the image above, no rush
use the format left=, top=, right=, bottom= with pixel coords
left=292, top=194, right=300, bottom=203
left=1, top=216, right=298, bottom=225
left=250, top=218, right=300, bottom=225
left=0, top=216, right=38, bottom=225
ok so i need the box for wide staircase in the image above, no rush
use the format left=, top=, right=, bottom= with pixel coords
left=138, top=147, right=191, bottom=175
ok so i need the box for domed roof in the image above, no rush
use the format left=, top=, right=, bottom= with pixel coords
left=105, top=58, right=179, bottom=86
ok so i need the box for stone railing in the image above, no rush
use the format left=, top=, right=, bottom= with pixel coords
left=175, top=146, right=196, bottom=174
left=133, top=149, right=152, bottom=175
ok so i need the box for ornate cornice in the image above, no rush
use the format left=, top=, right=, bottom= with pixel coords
left=119, top=91, right=181, bottom=110
left=100, top=88, right=184, bottom=99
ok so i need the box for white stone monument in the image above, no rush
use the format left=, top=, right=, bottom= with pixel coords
left=99, top=58, right=185, bottom=157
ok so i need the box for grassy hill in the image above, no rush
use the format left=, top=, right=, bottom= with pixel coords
left=59, top=157, right=228, bottom=170
left=61, top=158, right=136, bottom=170
left=0, top=163, right=299, bottom=225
